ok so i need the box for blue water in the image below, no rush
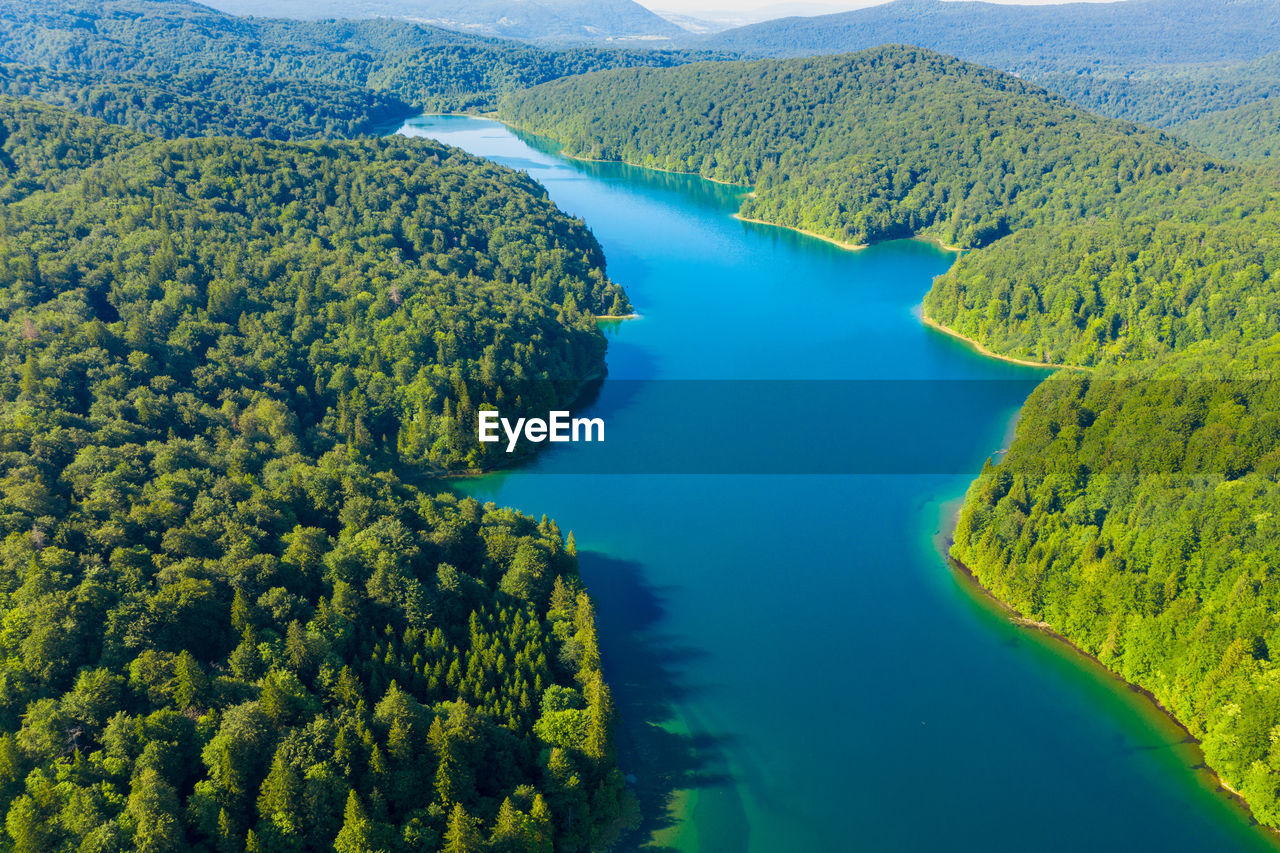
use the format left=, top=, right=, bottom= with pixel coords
left=399, top=115, right=1275, bottom=852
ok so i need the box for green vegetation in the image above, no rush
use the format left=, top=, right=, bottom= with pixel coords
left=924, top=213, right=1280, bottom=366
left=0, top=0, right=723, bottom=128
left=952, top=336, right=1280, bottom=824
left=502, top=48, right=1280, bottom=366
left=697, top=0, right=1280, bottom=134
left=0, top=97, right=633, bottom=850
left=0, top=65, right=414, bottom=141
left=1034, top=51, right=1280, bottom=131
left=201, top=0, right=685, bottom=46
left=501, top=45, right=1280, bottom=828
left=1179, top=97, right=1280, bottom=161
left=700, top=0, right=1280, bottom=69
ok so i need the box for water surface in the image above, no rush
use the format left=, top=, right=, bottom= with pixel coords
left=399, top=115, right=1275, bottom=852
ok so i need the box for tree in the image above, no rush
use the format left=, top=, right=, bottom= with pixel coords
left=443, top=802, right=484, bottom=853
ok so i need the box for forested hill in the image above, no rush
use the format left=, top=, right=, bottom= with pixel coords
left=200, top=0, right=686, bottom=45
left=702, top=0, right=1280, bottom=68
left=0, top=96, right=634, bottom=850
left=501, top=49, right=1208, bottom=250
left=0, top=0, right=722, bottom=136
left=1178, top=96, right=1280, bottom=162
left=501, top=48, right=1280, bottom=367
left=696, top=0, right=1280, bottom=146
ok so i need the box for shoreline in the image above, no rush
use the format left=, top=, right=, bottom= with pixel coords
left=934, top=496, right=1277, bottom=843
left=485, top=116, right=752, bottom=188
left=944, top=544, right=1275, bottom=838
left=919, top=311, right=1085, bottom=370
left=409, top=365, right=607, bottom=480
left=732, top=213, right=868, bottom=251
left=424, top=116, right=1001, bottom=261
left=911, top=233, right=966, bottom=252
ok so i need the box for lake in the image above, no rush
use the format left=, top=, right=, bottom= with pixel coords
left=398, top=115, right=1274, bottom=852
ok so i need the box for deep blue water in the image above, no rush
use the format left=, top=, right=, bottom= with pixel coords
left=399, top=115, right=1275, bottom=852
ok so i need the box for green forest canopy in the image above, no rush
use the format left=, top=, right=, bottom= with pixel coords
left=500, top=47, right=1280, bottom=367
left=696, top=0, right=1280, bottom=144
left=0, top=96, right=634, bottom=851
left=0, top=0, right=724, bottom=136
left=500, top=45, right=1280, bottom=830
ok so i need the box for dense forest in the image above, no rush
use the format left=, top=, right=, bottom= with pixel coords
left=501, top=46, right=1280, bottom=827
left=951, top=335, right=1280, bottom=824
left=1179, top=96, right=1280, bottom=162
left=501, top=49, right=1227, bottom=251
left=0, top=65, right=414, bottom=141
left=1033, top=51, right=1280, bottom=131
left=701, top=0, right=1280, bottom=68
left=502, top=48, right=1280, bottom=366
left=199, top=0, right=685, bottom=46
left=697, top=0, right=1280, bottom=135
left=0, top=96, right=635, bottom=850
left=0, top=0, right=722, bottom=125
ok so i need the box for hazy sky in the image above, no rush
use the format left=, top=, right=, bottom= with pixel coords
left=645, top=0, right=1121, bottom=13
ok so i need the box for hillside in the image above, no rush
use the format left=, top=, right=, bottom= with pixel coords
left=500, top=48, right=1280, bottom=366
left=698, top=0, right=1280, bottom=130
left=200, top=0, right=685, bottom=45
left=0, top=0, right=718, bottom=127
left=0, top=95, right=634, bottom=850
left=498, top=46, right=1280, bottom=827
left=702, top=0, right=1280, bottom=67
left=1179, top=97, right=1280, bottom=161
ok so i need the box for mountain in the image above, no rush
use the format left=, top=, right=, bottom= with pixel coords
left=695, top=0, right=1280, bottom=136
left=0, top=0, right=719, bottom=123
left=198, top=0, right=686, bottom=45
left=701, top=0, right=1280, bottom=68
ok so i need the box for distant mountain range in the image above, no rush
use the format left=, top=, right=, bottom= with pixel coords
left=694, top=0, right=1280, bottom=141
left=699, top=0, right=1280, bottom=70
left=199, top=0, right=685, bottom=44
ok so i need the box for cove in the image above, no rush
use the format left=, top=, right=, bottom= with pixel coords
left=397, top=116, right=1276, bottom=852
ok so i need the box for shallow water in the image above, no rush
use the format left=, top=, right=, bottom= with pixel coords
left=399, top=115, right=1275, bottom=852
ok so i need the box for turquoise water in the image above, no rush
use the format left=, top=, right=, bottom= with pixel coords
left=399, top=116, right=1275, bottom=852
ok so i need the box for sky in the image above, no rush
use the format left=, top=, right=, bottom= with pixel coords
left=645, top=0, right=1121, bottom=14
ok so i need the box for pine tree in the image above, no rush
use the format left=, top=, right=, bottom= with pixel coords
left=333, top=791, right=386, bottom=853
left=530, top=794, right=554, bottom=853
left=574, top=592, right=600, bottom=676
left=489, top=796, right=527, bottom=853
left=443, top=802, right=483, bottom=853
left=172, top=650, right=207, bottom=711
left=256, top=752, right=304, bottom=849
left=583, top=672, right=614, bottom=765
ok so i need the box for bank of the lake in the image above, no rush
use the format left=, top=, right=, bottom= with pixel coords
left=918, top=311, right=1084, bottom=371
left=932, top=496, right=1274, bottom=839
left=400, top=115, right=1279, bottom=853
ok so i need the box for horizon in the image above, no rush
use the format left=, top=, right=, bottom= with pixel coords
left=644, top=0, right=1125, bottom=17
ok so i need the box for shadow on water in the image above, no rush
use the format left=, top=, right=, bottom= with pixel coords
left=576, top=549, right=740, bottom=851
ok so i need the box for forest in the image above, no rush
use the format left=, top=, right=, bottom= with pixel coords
left=0, top=0, right=722, bottom=123
left=0, top=65, right=414, bottom=141
left=951, top=335, right=1280, bottom=825
left=0, top=96, right=634, bottom=850
left=1178, top=95, right=1280, bottom=162
left=500, top=46, right=1280, bottom=828
left=501, top=48, right=1280, bottom=365
left=697, top=0, right=1280, bottom=160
